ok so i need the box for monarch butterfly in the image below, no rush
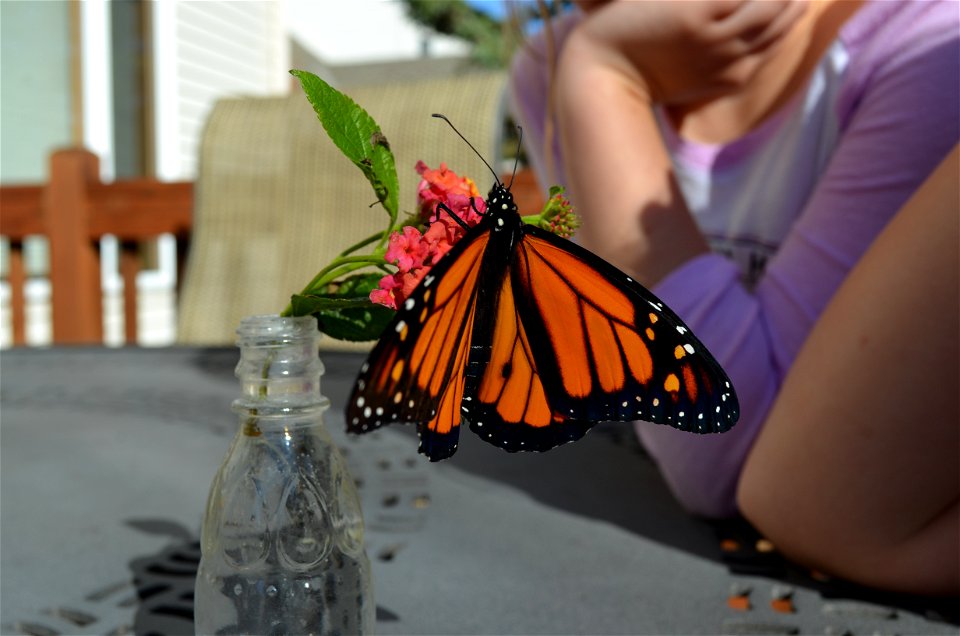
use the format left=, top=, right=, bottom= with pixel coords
left=346, top=115, right=739, bottom=460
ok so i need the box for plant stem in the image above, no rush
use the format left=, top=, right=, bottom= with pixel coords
left=339, top=231, right=387, bottom=257
left=245, top=347, right=276, bottom=436
left=280, top=254, right=391, bottom=317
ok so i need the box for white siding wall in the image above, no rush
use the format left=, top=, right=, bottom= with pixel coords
left=153, top=0, right=289, bottom=181
left=126, top=1, right=290, bottom=346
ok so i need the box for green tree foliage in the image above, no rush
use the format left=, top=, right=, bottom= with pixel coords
left=401, top=0, right=511, bottom=68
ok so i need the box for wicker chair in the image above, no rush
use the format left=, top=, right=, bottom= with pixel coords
left=177, top=71, right=507, bottom=349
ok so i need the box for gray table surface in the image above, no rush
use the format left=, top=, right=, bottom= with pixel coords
left=1, top=347, right=956, bottom=635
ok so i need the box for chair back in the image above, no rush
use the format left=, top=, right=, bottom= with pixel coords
left=177, top=71, right=507, bottom=349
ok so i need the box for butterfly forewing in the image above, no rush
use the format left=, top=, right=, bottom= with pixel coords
left=346, top=228, right=489, bottom=458
left=509, top=226, right=739, bottom=434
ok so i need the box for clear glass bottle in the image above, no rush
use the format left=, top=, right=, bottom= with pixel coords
left=195, top=315, right=374, bottom=635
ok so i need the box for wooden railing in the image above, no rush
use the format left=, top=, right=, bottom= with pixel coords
left=0, top=148, right=193, bottom=346
left=1, top=148, right=544, bottom=347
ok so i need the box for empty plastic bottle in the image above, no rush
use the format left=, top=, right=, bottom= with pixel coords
left=195, top=315, right=373, bottom=635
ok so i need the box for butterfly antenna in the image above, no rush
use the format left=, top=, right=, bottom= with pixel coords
left=432, top=113, right=502, bottom=188
left=508, top=124, right=523, bottom=190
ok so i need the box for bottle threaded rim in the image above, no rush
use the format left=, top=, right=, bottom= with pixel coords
left=236, top=314, right=319, bottom=346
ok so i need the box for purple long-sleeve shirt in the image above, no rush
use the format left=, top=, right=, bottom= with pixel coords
left=510, top=0, right=959, bottom=517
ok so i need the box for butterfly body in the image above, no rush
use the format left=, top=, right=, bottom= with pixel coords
left=347, top=183, right=739, bottom=461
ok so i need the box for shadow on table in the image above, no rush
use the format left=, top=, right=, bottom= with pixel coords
left=191, top=348, right=960, bottom=627
left=125, top=518, right=402, bottom=635
left=126, top=519, right=197, bottom=636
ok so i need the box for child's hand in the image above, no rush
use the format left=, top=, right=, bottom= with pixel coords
left=566, top=0, right=807, bottom=106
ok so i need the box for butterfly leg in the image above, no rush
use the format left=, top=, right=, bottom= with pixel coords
left=434, top=202, right=472, bottom=231
left=470, top=196, right=487, bottom=217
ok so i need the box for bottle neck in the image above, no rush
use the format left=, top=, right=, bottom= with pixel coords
left=232, top=315, right=330, bottom=419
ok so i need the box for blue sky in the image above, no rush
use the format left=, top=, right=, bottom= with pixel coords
left=465, top=0, right=543, bottom=22
left=464, top=0, right=513, bottom=21
left=465, top=0, right=562, bottom=34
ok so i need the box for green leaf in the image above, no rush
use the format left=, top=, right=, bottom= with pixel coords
left=334, top=272, right=386, bottom=297
left=290, top=273, right=395, bottom=342
left=321, top=305, right=394, bottom=342
left=290, top=69, right=399, bottom=221
left=290, top=294, right=370, bottom=314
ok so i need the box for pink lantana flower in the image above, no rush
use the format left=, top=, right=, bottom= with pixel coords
left=370, top=270, right=425, bottom=310
left=368, top=273, right=400, bottom=309
left=385, top=226, right=430, bottom=272
left=415, top=161, right=483, bottom=222
left=370, top=162, right=486, bottom=309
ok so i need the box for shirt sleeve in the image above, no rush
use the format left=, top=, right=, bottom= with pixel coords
left=636, top=0, right=960, bottom=517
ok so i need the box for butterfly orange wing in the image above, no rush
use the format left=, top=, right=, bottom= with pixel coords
left=462, top=225, right=738, bottom=452
left=461, top=257, right=596, bottom=452
left=346, top=227, right=489, bottom=460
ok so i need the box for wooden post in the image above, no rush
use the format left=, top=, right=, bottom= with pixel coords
left=9, top=243, right=26, bottom=345
left=45, top=149, right=103, bottom=343
left=119, top=241, right=139, bottom=344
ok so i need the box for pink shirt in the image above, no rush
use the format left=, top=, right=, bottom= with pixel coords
left=510, top=0, right=960, bottom=517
